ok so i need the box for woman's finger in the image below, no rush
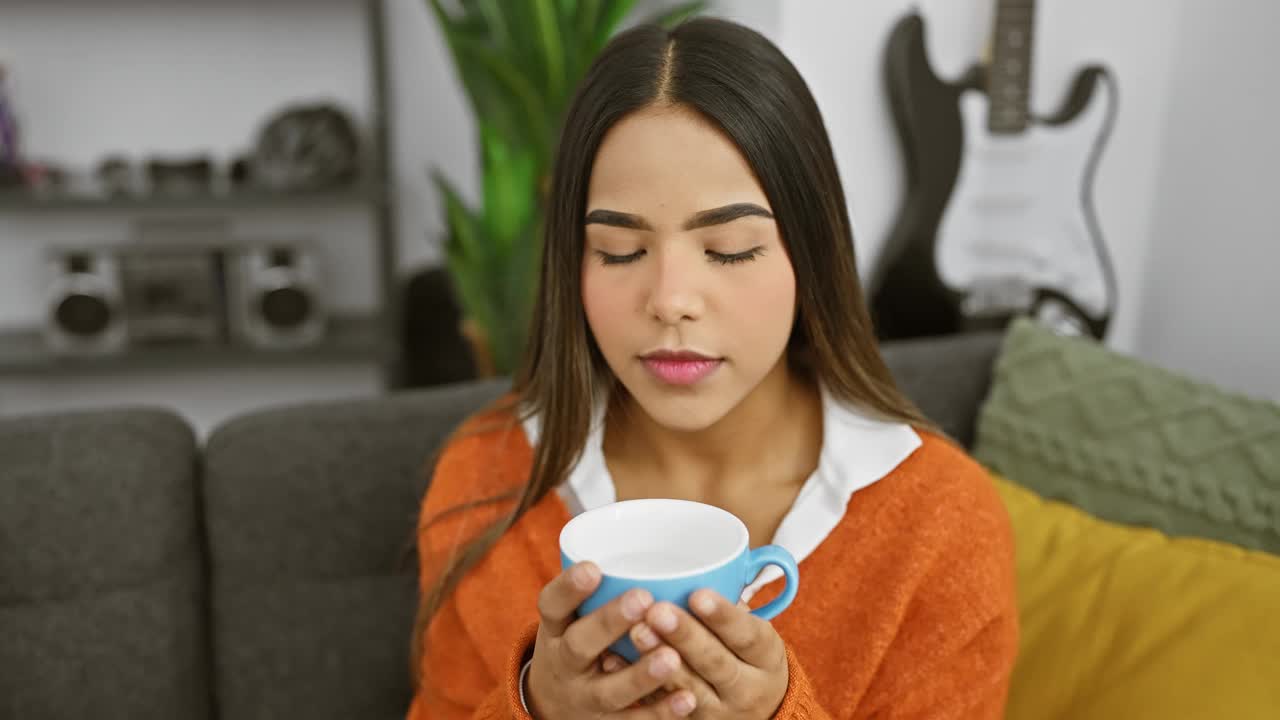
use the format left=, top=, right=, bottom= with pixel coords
left=559, top=587, right=654, bottom=671
left=688, top=589, right=780, bottom=668
left=644, top=600, right=745, bottom=692
left=587, top=646, right=684, bottom=713
left=601, top=652, right=627, bottom=673
left=536, top=562, right=601, bottom=637
left=614, top=688, right=698, bottom=719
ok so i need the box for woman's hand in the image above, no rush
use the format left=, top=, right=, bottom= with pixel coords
left=525, top=561, right=702, bottom=718
left=614, top=589, right=790, bottom=719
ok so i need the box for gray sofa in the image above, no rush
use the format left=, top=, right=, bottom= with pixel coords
left=0, top=332, right=1002, bottom=720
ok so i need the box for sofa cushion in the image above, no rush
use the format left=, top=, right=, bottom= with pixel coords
left=974, top=317, right=1280, bottom=553
left=880, top=330, right=1003, bottom=449
left=0, top=408, right=208, bottom=720
left=202, top=379, right=509, bottom=720
left=994, top=474, right=1280, bottom=720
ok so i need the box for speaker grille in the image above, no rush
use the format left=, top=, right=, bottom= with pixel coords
left=258, top=286, right=312, bottom=328
left=55, top=293, right=112, bottom=337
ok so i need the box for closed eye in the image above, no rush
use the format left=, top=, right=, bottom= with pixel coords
left=593, top=246, right=764, bottom=266
left=594, top=249, right=645, bottom=265
left=707, top=247, right=764, bottom=265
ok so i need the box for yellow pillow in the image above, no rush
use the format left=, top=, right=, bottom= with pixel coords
left=992, top=475, right=1280, bottom=720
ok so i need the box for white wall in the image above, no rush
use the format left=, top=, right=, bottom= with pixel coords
left=1, top=0, right=1275, bottom=429
left=776, top=0, right=1182, bottom=355
left=0, top=0, right=381, bottom=326
left=0, top=0, right=764, bottom=305
left=1134, top=0, right=1280, bottom=402
left=384, top=0, right=474, bottom=272
left=0, top=0, right=386, bottom=436
left=0, top=0, right=779, bottom=434
left=779, top=0, right=1278, bottom=399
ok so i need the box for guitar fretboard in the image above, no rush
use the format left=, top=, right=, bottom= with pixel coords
left=988, top=0, right=1037, bottom=134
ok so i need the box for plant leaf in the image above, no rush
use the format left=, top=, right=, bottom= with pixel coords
left=475, top=0, right=511, bottom=51
left=432, top=170, right=483, bottom=266
left=447, top=33, right=553, bottom=149
left=428, top=0, right=552, bottom=151
left=644, top=1, right=705, bottom=29
left=577, top=0, right=601, bottom=45
left=593, top=0, right=638, bottom=51
left=532, top=0, right=566, bottom=103
left=433, top=171, right=497, bottom=334
left=596, top=0, right=637, bottom=34
left=479, top=123, right=537, bottom=255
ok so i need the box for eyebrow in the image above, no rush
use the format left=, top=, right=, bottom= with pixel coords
left=583, top=203, right=774, bottom=231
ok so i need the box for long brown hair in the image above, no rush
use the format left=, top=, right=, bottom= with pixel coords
left=410, top=17, right=935, bottom=682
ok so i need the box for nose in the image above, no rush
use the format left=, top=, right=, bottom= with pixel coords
left=644, top=246, right=705, bottom=325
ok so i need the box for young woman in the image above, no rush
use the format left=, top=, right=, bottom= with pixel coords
left=408, top=17, right=1017, bottom=720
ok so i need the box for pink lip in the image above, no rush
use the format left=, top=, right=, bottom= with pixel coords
left=641, top=356, right=723, bottom=386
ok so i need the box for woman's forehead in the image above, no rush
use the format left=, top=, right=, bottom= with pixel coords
left=587, top=106, right=770, bottom=219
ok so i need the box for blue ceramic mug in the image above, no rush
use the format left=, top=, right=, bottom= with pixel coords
left=559, top=498, right=800, bottom=663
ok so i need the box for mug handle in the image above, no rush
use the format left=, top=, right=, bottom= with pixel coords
left=745, top=544, right=799, bottom=621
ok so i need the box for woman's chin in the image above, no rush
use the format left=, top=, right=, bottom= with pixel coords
left=623, top=378, right=741, bottom=433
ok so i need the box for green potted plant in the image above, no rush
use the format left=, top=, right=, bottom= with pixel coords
left=428, top=0, right=704, bottom=376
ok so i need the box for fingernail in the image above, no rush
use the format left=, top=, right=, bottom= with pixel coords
left=648, top=649, right=678, bottom=679
left=671, top=693, right=696, bottom=716
left=602, top=656, right=623, bottom=673
left=621, top=590, right=652, bottom=621
left=692, top=591, right=716, bottom=617
left=651, top=605, right=677, bottom=633
left=573, top=563, right=599, bottom=590
left=633, top=623, right=659, bottom=651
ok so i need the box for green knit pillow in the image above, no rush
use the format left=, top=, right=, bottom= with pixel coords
left=974, top=317, right=1280, bottom=554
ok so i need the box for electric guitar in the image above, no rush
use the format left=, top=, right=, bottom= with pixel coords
left=869, top=0, right=1118, bottom=341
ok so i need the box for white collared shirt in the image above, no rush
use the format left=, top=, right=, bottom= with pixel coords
left=521, top=385, right=922, bottom=601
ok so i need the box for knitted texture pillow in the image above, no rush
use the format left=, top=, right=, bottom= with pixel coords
left=974, top=318, right=1280, bottom=554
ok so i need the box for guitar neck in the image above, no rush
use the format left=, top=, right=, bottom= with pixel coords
left=987, top=0, right=1037, bottom=134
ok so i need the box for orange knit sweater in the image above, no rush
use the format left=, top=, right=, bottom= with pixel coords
left=407, top=410, right=1018, bottom=719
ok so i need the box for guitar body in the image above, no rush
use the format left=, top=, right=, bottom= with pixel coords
left=870, top=13, right=973, bottom=341
left=870, top=12, right=1118, bottom=341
